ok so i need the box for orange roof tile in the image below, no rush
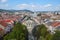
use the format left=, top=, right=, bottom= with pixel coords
left=51, top=22, right=60, bottom=27
left=0, top=19, right=13, bottom=27
left=1, top=22, right=7, bottom=27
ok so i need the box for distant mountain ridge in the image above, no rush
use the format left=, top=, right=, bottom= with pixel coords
left=0, top=9, right=60, bottom=14
left=0, top=9, right=34, bottom=13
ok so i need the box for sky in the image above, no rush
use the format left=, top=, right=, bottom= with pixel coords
left=0, top=0, right=60, bottom=11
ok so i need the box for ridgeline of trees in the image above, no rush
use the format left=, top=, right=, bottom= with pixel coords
left=32, top=24, right=60, bottom=40
left=4, top=22, right=28, bottom=40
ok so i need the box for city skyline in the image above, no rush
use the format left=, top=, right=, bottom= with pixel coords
left=0, top=0, right=60, bottom=11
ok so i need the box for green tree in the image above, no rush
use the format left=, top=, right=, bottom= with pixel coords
left=4, top=22, right=28, bottom=40
left=52, top=30, right=60, bottom=40
left=45, top=32, right=53, bottom=40
left=40, top=24, right=47, bottom=37
left=32, top=24, right=47, bottom=40
left=37, top=13, right=41, bottom=16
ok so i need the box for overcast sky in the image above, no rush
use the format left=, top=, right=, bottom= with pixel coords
left=0, top=0, right=60, bottom=11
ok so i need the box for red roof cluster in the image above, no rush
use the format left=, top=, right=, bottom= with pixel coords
left=0, top=19, right=13, bottom=27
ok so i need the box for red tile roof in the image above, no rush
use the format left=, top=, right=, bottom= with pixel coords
left=0, top=19, right=13, bottom=27
left=51, top=22, right=60, bottom=27
left=5, top=20, right=11, bottom=22
left=0, top=28, right=3, bottom=31
left=0, top=22, right=7, bottom=27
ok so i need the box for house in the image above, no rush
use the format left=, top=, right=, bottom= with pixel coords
left=51, top=22, right=60, bottom=30
left=0, top=19, right=14, bottom=34
left=41, top=14, right=51, bottom=20
left=22, top=16, right=39, bottom=33
left=47, top=21, right=60, bottom=34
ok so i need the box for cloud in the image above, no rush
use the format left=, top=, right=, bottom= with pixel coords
left=17, top=4, right=29, bottom=9
left=0, top=0, right=7, bottom=3
left=16, top=3, right=53, bottom=11
left=55, top=5, right=60, bottom=11
left=1, top=3, right=59, bottom=11
left=44, top=4, right=52, bottom=8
